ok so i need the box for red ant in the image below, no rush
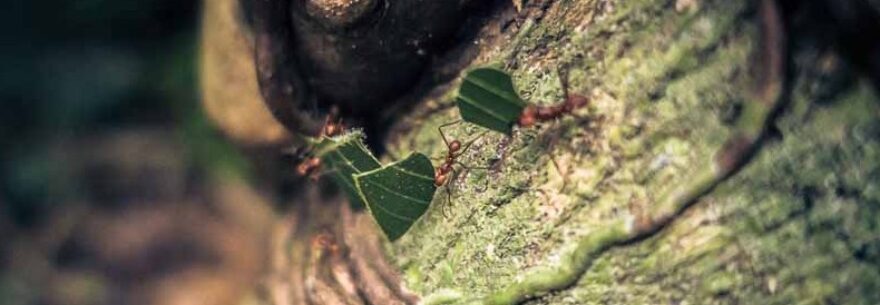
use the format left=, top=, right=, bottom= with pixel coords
left=295, top=113, right=346, bottom=179
left=311, top=233, right=340, bottom=257
left=433, top=121, right=488, bottom=213
left=517, top=68, right=589, bottom=128
left=433, top=136, right=461, bottom=187
left=295, top=156, right=323, bottom=178
left=513, top=68, right=589, bottom=192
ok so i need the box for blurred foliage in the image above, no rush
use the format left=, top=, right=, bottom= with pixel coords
left=0, top=0, right=249, bottom=227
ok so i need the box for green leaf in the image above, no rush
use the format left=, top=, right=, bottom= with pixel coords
left=354, top=153, right=437, bottom=241
left=456, top=67, right=527, bottom=134
left=315, top=131, right=382, bottom=209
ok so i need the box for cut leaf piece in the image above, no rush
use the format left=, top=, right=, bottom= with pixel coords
left=456, top=67, right=527, bottom=134
left=316, top=131, right=381, bottom=209
left=354, top=153, right=437, bottom=241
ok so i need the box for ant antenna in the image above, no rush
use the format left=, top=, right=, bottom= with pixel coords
left=437, top=119, right=463, bottom=148
left=457, top=130, right=489, bottom=160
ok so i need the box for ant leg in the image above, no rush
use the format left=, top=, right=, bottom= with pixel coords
left=557, top=64, right=572, bottom=97
left=437, top=120, right=463, bottom=148
left=541, top=127, right=572, bottom=192
left=549, top=154, right=570, bottom=192
left=442, top=185, right=454, bottom=218
left=493, top=132, right=523, bottom=171
left=453, top=130, right=489, bottom=159
left=433, top=120, right=463, bottom=171
left=441, top=167, right=464, bottom=218
left=440, top=183, right=455, bottom=218
left=321, top=107, right=337, bottom=134
left=322, top=113, right=332, bottom=130
left=455, top=166, right=471, bottom=185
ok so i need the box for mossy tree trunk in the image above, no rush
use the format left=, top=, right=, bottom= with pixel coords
left=203, top=0, right=880, bottom=304
left=382, top=1, right=879, bottom=304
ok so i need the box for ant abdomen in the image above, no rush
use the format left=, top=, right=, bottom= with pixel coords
left=434, top=171, right=449, bottom=187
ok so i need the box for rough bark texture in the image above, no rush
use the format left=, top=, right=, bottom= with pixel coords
left=203, top=0, right=880, bottom=304
left=384, top=0, right=879, bottom=304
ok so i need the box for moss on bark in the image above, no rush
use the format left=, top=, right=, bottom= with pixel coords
left=380, top=0, right=880, bottom=304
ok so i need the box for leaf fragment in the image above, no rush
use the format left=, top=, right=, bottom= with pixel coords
left=456, top=67, right=527, bottom=134
left=315, top=131, right=382, bottom=209
left=354, top=153, right=437, bottom=241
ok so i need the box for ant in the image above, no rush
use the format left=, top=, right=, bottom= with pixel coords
left=513, top=67, right=590, bottom=192
left=433, top=136, right=461, bottom=187
left=517, top=67, right=589, bottom=128
left=295, top=112, right=346, bottom=179
left=310, top=233, right=340, bottom=258
left=433, top=121, right=488, bottom=212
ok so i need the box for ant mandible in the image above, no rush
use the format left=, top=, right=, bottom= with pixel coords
left=518, top=67, right=589, bottom=128
left=296, top=112, right=346, bottom=179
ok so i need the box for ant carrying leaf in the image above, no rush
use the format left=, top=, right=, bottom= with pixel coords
left=286, top=110, right=381, bottom=209
left=517, top=67, right=589, bottom=128
left=456, top=66, right=589, bottom=193
left=294, top=111, right=347, bottom=180
left=456, top=66, right=589, bottom=134
left=287, top=112, right=438, bottom=241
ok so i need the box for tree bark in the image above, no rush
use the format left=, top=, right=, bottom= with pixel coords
left=202, top=0, right=880, bottom=304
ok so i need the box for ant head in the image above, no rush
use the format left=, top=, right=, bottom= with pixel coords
left=318, top=106, right=346, bottom=137
left=323, top=122, right=341, bottom=137
left=296, top=157, right=321, bottom=176
left=321, top=115, right=345, bottom=137
left=311, top=233, right=340, bottom=255
left=296, top=162, right=311, bottom=176
left=518, top=105, right=537, bottom=127
left=449, top=140, right=462, bottom=152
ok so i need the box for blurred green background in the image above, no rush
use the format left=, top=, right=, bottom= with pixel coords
left=0, top=0, right=248, bottom=227
left=0, top=2, right=271, bottom=305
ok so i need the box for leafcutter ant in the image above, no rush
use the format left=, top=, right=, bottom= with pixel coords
left=433, top=121, right=488, bottom=214
left=295, top=112, right=346, bottom=180
left=513, top=67, right=591, bottom=192
left=311, top=233, right=340, bottom=257
left=517, top=67, right=589, bottom=128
